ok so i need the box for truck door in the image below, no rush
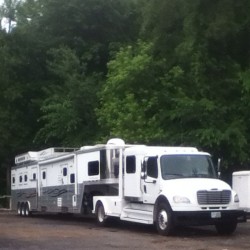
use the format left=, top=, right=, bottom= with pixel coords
left=142, top=156, right=160, bottom=204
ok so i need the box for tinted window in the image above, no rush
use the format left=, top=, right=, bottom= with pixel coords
left=42, top=171, right=46, bottom=179
left=88, top=161, right=99, bottom=176
left=70, top=174, right=75, bottom=183
left=126, top=156, right=136, bottom=174
left=147, top=157, right=158, bottom=178
left=63, top=167, right=67, bottom=176
left=160, top=155, right=216, bottom=180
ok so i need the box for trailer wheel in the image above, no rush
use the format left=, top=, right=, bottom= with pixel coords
left=17, top=203, right=20, bottom=215
left=24, top=202, right=31, bottom=217
left=215, top=220, right=237, bottom=235
left=17, top=203, right=21, bottom=216
left=21, top=203, right=26, bottom=217
left=96, top=202, right=107, bottom=226
left=155, top=202, right=174, bottom=236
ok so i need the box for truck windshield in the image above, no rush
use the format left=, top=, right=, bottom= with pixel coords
left=160, top=155, right=217, bottom=180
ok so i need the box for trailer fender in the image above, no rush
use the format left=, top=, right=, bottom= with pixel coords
left=93, top=197, right=109, bottom=215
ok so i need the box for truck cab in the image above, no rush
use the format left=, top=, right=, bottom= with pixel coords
left=93, top=145, right=245, bottom=235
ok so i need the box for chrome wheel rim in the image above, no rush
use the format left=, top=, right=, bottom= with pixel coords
left=158, top=209, right=168, bottom=231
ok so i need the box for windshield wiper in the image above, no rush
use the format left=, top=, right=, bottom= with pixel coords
left=191, top=174, right=210, bottom=178
left=165, top=174, right=184, bottom=179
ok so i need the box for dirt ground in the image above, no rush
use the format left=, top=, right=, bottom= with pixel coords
left=0, top=211, right=249, bottom=250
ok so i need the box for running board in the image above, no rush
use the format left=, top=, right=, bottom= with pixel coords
left=121, top=208, right=153, bottom=224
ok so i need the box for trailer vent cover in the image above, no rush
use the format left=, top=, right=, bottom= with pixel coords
left=197, top=190, right=231, bottom=205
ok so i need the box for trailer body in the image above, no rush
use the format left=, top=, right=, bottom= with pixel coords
left=232, top=171, right=250, bottom=213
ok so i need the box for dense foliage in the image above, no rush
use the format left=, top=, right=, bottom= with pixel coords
left=1, top=0, right=250, bottom=193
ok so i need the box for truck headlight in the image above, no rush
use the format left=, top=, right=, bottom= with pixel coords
left=173, top=196, right=191, bottom=204
left=234, top=194, right=239, bottom=203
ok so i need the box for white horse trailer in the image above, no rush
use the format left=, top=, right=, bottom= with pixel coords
left=232, top=171, right=250, bottom=213
left=11, top=139, right=245, bottom=235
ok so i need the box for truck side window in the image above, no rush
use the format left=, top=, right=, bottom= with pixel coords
left=126, top=156, right=136, bottom=173
left=147, top=157, right=158, bottom=178
left=88, top=161, right=99, bottom=176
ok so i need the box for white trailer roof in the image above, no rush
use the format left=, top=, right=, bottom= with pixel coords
left=15, top=147, right=78, bottom=165
left=124, top=145, right=206, bottom=156
left=233, top=171, right=250, bottom=176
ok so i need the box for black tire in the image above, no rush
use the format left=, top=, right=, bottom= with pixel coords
left=155, top=202, right=174, bottom=236
left=215, top=220, right=237, bottom=235
left=17, top=203, right=21, bottom=216
left=96, top=202, right=108, bottom=226
left=20, top=203, right=25, bottom=217
left=24, top=202, right=31, bottom=217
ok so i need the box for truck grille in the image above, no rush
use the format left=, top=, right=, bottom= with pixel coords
left=197, top=190, right=231, bottom=205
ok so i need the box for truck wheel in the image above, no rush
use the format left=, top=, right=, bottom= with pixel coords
left=215, top=220, right=237, bottom=235
left=96, top=202, right=107, bottom=226
left=155, top=203, right=174, bottom=236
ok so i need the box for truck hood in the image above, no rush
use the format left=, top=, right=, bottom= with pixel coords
left=161, top=178, right=232, bottom=199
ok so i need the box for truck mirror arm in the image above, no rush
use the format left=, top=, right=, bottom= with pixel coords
left=217, top=158, right=221, bottom=178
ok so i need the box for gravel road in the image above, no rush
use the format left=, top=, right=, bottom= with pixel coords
left=0, top=211, right=249, bottom=250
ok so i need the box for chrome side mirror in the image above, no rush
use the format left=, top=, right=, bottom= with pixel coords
left=217, top=158, right=221, bottom=178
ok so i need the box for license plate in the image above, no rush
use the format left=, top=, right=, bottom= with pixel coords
left=211, top=212, right=221, bottom=218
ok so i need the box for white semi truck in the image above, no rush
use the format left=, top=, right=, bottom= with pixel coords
left=11, top=138, right=245, bottom=235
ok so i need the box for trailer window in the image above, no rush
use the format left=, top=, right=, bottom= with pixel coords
left=24, top=175, right=28, bottom=182
left=33, top=173, right=36, bottom=180
left=42, top=171, right=46, bottom=179
left=70, top=174, right=75, bottom=183
left=12, top=177, right=15, bottom=184
left=126, top=156, right=136, bottom=174
left=63, top=167, right=67, bottom=176
left=88, top=161, right=99, bottom=176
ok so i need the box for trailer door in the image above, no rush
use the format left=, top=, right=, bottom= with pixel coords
left=30, top=166, right=38, bottom=209
left=124, top=155, right=142, bottom=198
left=41, top=168, right=47, bottom=187
left=61, top=164, right=68, bottom=185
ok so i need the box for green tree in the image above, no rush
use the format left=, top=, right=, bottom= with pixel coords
left=99, top=0, right=250, bottom=168
left=97, top=41, right=165, bottom=143
left=36, top=46, right=102, bottom=145
left=32, top=0, right=140, bottom=145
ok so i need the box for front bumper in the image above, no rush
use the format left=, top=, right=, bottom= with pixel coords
left=172, top=210, right=246, bottom=226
